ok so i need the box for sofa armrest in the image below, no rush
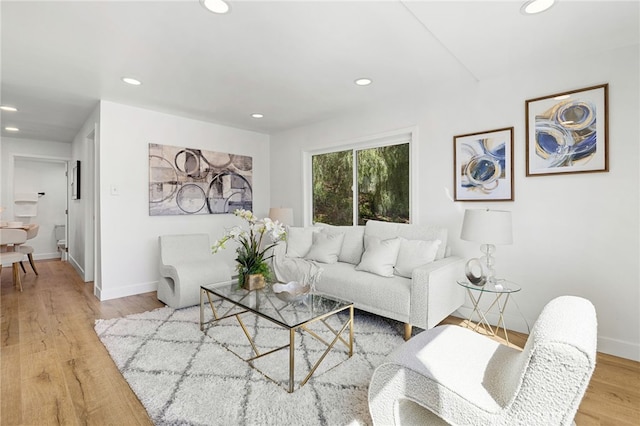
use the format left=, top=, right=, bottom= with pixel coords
left=409, top=256, right=465, bottom=329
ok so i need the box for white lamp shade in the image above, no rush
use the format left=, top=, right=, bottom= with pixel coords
left=268, top=207, right=294, bottom=226
left=460, top=209, right=513, bottom=245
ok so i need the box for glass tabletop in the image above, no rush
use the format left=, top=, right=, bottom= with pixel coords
left=457, top=279, right=521, bottom=293
left=201, top=280, right=353, bottom=329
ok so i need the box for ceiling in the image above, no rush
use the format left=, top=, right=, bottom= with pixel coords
left=2, top=1, right=638, bottom=143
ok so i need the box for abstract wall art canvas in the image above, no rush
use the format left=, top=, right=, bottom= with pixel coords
left=454, top=127, right=514, bottom=202
left=149, top=143, right=252, bottom=216
left=526, top=84, right=608, bottom=176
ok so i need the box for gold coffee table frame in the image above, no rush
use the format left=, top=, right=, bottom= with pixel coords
left=200, top=281, right=354, bottom=393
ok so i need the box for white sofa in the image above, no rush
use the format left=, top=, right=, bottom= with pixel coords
left=272, top=220, right=464, bottom=340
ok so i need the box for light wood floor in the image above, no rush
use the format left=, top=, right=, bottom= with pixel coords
left=1, top=259, right=638, bottom=425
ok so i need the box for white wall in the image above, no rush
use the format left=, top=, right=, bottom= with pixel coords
left=0, top=137, right=71, bottom=259
left=269, top=45, right=640, bottom=361
left=69, top=105, right=100, bottom=280
left=93, top=101, right=270, bottom=300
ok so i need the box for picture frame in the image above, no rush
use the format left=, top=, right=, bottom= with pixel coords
left=71, top=160, right=81, bottom=200
left=148, top=143, right=253, bottom=215
left=525, top=84, right=608, bottom=176
left=454, top=127, right=514, bottom=202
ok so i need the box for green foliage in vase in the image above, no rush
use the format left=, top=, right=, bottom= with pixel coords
left=212, top=209, right=287, bottom=285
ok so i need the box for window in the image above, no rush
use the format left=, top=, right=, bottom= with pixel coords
left=311, top=134, right=411, bottom=225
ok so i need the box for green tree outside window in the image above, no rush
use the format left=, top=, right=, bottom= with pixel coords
left=312, top=143, right=409, bottom=225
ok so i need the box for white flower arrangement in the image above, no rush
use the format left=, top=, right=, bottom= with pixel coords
left=212, top=209, right=286, bottom=283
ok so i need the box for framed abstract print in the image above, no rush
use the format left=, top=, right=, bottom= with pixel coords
left=454, top=127, right=514, bottom=201
left=525, top=84, right=608, bottom=176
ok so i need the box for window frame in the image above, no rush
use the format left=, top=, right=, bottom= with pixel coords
left=303, top=127, right=418, bottom=226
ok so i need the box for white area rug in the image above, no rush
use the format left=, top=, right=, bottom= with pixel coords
left=95, top=302, right=406, bottom=425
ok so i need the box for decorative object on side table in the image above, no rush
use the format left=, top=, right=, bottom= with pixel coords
left=460, top=208, right=512, bottom=286
left=525, top=84, right=608, bottom=176
left=212, top=209, right=286, bottom=290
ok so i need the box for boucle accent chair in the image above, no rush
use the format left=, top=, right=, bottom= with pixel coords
left=158, top=233, right=231, bottom=309
left=368, top=295, right=597, bottom=425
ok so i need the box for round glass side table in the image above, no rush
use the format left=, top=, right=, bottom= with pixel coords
left=457, top=279, right=523, bottom=346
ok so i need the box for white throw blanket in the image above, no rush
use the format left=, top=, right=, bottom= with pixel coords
left=272, top=252, right=323, bottom=287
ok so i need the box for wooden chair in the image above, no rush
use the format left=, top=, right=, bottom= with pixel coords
left=0, top=229, right=28, bottom=291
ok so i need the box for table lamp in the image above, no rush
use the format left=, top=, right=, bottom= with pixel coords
left=268, top=207, right=294, bottom=226
left=460, top=209, right=512, bottom=285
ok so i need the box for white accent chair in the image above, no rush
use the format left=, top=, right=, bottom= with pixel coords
left=18, top=224, right=39, bottom=275
left=1, top=229, right=28, bottom=291
left=368, top=295, right=597, bottom=426
left=158, top=233, right=231, bottom=309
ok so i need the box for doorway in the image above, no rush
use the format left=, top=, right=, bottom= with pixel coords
left=12, top=157, right=67, bottom=261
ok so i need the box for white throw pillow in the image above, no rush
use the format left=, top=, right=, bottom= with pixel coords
left=315, top=223, right=365, bottom=265
left=286, top=226, right=317, bottom=258
left=394, top=238, right=442, bottom=278
left=304, top=231, right=344, bottom=264
left=355, top=237, right=401, bottom=277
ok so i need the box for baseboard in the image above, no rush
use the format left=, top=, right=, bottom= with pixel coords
left=597, top=337, right=640, bottom=362
left=94, top=283, right=103, bottom=300
left=98, top=280, right=158, bottom=301
left=454, top=306, right=532, bottom=334
left=34, top=252, right=62, bottom=260
left=2, top=252, right=60, bottom=267
left=455, top=306, right=640, bottom=362
left=68, top=254, right=85, bottom=279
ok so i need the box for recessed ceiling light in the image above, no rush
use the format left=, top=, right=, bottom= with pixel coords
left=251, top=113, right=264, bottom=119
left=5, top=127, right=19, bottom=132
left=0, top=105, right=18, bottom=112
left=355, top=78, right=372, bottom=86
left=122, top=77, right=142, bottom=86
left=521, top=0, right=555, bottom=15
left=201, top=0, right=230, bottom=14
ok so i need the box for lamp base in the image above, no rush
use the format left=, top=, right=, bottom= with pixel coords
left=479, top=243, right=498, bottom=285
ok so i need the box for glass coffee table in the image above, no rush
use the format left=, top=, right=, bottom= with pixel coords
left=200, top=280, right=354, bottom=393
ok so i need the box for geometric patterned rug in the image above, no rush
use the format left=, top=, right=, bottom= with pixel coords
left=94, top=302, right=406, bottom=425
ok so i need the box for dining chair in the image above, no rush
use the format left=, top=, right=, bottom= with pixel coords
left=17, top=224, right=39, bottom=275
left=0, top=228, right=28, bottom=291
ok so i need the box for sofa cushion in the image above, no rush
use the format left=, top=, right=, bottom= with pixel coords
left=286, top=226, right=317, bottom=258
left=315, top=223, right=365, bottom=264
left=356, top=236, right=401, bottom=277
left=394, top=238, right=441, bottom=278
left=305, top=231, right=344, bottom=264
left=365, top=220, right=448, bottom=260
left=315, top=262, right=411, bottom=322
